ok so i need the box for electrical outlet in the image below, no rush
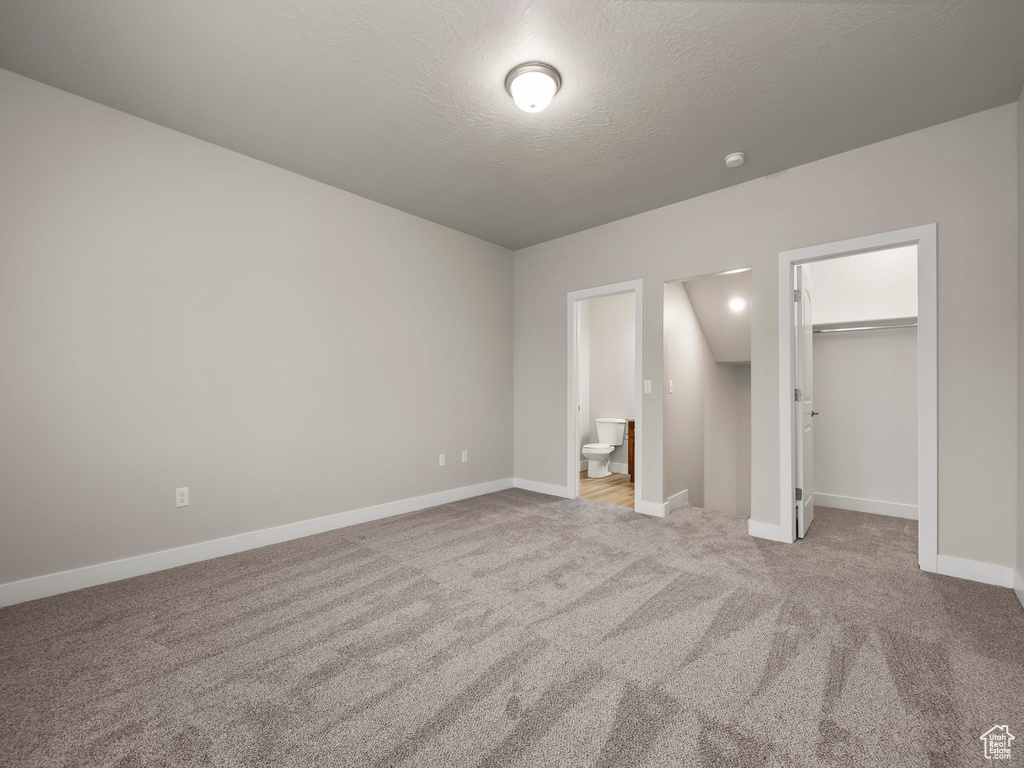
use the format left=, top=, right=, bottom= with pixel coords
left=439, top=453, right=446, bottom=467
left=176, top=487, right=189, bottom=508
left=462, top=450, right=468, bottom=463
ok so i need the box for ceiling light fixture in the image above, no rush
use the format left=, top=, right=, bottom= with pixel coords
left=724, top=151, right=745, bottom=169
left=505, top=62, right=561, bottom=113
left=728, top=297, right=747, bottom=312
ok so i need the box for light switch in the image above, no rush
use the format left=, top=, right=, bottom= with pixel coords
left=643, top=380, right=652, bottom=394
left=669, top=379, right=674, bottom=394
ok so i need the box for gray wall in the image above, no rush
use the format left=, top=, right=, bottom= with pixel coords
left=577, top=301, right=591, bottom=459
left=663, top=281, right=708, bottom=505
left=514, top=103, right=1019, bottom=568
left=0, top=70, right=514, bottom=584
left=813, top=329, right=918, bottom=511
left=704, top=363, right=751, bottom=516
left=1018, top=84, right=1024, bottom=595
left=735, top=368, right=751, bottom=518
left=663, top=281, right=750, bottom=513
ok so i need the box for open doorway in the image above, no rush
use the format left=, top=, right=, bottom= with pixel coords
left=663, top=269, right=752, bottom=517
left=567, top=281, right=643, bottom=510
left=779, top=225, right=937, bottom=572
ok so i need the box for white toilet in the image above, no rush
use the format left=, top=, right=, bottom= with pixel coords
left=582, top=418, right=627, bottom=478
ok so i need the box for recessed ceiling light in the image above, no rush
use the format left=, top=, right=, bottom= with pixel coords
left=728, top=297, right=747, bottom=312
left=505, top=62, right=561, bottom=113
left=724, top=152, right=745, bottom=169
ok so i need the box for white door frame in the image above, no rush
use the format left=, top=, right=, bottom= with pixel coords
left=567, top=280, right=643, bottom=512
left=777, top=225, right=937, bottom=572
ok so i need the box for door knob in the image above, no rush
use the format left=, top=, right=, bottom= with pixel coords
left=811, top=410, right=819, bottom=417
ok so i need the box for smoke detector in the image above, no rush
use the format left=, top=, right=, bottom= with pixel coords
left=724, top=152, right=746, bottom=169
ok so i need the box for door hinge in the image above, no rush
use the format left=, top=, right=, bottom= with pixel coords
left=795, top=487, right=803, bottom=501
left=794, top=289, right=800, bottom=302
left=795, top=388, right=802, bottom=402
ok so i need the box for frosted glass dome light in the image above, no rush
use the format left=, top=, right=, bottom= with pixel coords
left=505, top=62, right=561, bottom=113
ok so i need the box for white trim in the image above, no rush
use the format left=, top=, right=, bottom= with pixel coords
left=0, top=478, right=514, bottom=608
left=636, top=500, right=666, bottom=518
left=748, top=519, right=783, bottom=542
left=777, top=225, right=938, bottom=573
left=635, top=491, right=686, bottom=519
left=663, top=489, right=689, bottom=514
left=512, top=478, right=572, bottom=498
left=567, top=279, right=644, bottom=513
left=935, top=555, right=1015, bottom=589
left=579, top=459, right=588, bottom=472
left=815, top=493, right=918, bottom=520
left=1014, top=570, right=1024, bottom=611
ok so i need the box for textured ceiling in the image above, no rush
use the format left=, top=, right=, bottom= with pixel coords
left=2, top=1, right=1023, bottom=249
left=683, top=270, right=752, bottom=364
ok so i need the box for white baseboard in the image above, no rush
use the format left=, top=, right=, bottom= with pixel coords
left=512, top=478, right=572, bottom=498
left=748, top=519, right=783, bottom=542
left=661, top=489, right=688, bottom=515
left=1015, top=570, right=1024, bottom=611
left=935, top=555, right=1015, bottom=588
left=0, top=477, right=514, bottom=608
left=815, top=493, right=918, bottom=520
left=636, top=500, right=666, bottom=518
left=579, top=460, right=587, bottom=472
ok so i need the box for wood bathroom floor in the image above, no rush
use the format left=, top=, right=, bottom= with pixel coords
left=579, top=470, right=634, bottom=509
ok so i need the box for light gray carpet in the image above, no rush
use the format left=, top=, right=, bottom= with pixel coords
left=1, top=491, right=1022, bottom=767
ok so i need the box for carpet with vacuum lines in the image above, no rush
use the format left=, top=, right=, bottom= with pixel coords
left=1, top=490, right=1022, bottom=767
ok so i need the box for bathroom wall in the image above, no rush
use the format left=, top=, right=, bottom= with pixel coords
left=577, top=301, right=592, bottom=461
left=583, top=293, right=635, bottom=468
left=0, top=70, right=514, bottom=586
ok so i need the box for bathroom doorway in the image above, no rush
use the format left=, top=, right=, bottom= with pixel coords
left=663, top=268, right=752, bottom=518
left=567, top=280, right=642, bottom=511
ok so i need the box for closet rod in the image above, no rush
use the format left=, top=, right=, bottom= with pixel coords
left=812, top=317, right=918, bottom=335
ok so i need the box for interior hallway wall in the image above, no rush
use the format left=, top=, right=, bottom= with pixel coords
left=586, top=293, right=635, bottom=468
left=514, top=102, right=1018, bottom=568
left=0, top=71, right=514, bottom=586
left=664, top=280, right=751, bottom=513
left=663, top=281, right=709, bottom=505
left=1017, top=83, right=1024, bottom=598
left=736, top=366, right=752, bottom=517
left=813, top=328, right=919, bottom=515
left=704, top=363, right=751, bottom=516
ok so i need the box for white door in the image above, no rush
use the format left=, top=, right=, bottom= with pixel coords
left=795, top=265, right=815, bottom=537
